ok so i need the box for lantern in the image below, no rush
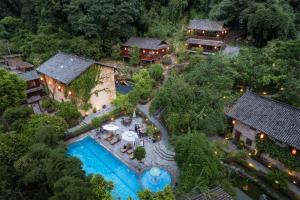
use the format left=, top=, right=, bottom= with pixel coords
left=162, top=49, right=165, bottom=52
left=187, top=29, right=191, bottom=33
left=68, top=91, right=72, bottom=95
left=142, top=49, right=146, bottom=54
left=280, top=87, right=284, bottom=91
left=291, top=148, right=297, bottom=156
left=48, top=80, right=52, bottom=85
left=232, top=120, right=236, bottom=125
left=202, top=30, right=205, bottom=34
left=225, top=30, right=227, bottom=34
left=40, top=77, right=44, bottom=81
left=167, top=47, right=170, bottom=51
left=111, top=117, right=114, bottom=121
left=240, top=88, right=244, bottom=93
left=199, top=44, right=202, bottom=48
left=58, top=85, right=61, bottom=91
left=217, top=34, right=219, bottom=37
left=214, top=46, right=217, bottom=49
left=262, top=91, right=267, bottom=95
left=124, top=47, right=127, bottom=51
left=259, top=133, right=265, bottom=140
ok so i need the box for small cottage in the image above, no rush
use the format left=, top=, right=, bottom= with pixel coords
left=186, top=19, right=227, bottom=53
left=122, top=37, right=170, bottom=63
left=37, top=52, right=116, bottom=115
left=227, top=91, right=300, bottom=152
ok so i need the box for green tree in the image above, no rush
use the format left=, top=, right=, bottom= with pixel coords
left=133, top=146, right=146, bottom=161
left=247, top=3, right=296, bottom=46
left=90, top=174, right=114, bottom=200
left=111, top=44, right=121, bottom=60
left=57, top=102, right=81, bottom=127
left=175, top=132, right=223, bottom=192
left=0, top=68, right=26, bottom=113
left=148, top=64, right=164, bottom=81
left=138, top=186, right=175, bottom=200
left=132, top=69, right=154, bottom=100
left=1, top=106, right=33, bottom=132
left=129, top=46, right=140, bottom=67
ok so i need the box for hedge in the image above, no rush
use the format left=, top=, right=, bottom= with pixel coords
left=65, top=108, right=122, bottom=140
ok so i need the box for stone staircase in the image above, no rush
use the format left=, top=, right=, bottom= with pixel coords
left=154, top=142, right=175, bottom=161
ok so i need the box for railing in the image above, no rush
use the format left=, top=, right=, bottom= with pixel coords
left=26, top=85, right=43, bottom=94
left=122, top=52, right=161, bottom=61
left=189, top=35, right=224, bottom=41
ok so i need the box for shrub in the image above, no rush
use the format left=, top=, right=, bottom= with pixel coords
left=146, top=125, right=158, bottom=138
left=91, top=109, right=121, bottom=128
left=267, top=170, right=288, bottom=189
left=148, top=64, right=164, bottom=81
left=129, top=46, right=140, bottom=67
left=1, top=106, right=33, bottom=131
left=133, top=146, right=146, bottom=161
left=111, top=44, right=121, bottom=60
left=41, top=98, right=57, bottom=113
left=161, top=55, right=172, bottom=65
left=57, top=102, right=81, bottom=127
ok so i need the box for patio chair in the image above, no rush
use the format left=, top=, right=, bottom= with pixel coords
left=127, top=148, right=134, bottom=155
left=103, top=133, right=113, bottom=141
left=110, top=136, right=120, bottom=145
left=121, top=144, right=132, bottom=153
left=129, top=154, right=134, bottom=160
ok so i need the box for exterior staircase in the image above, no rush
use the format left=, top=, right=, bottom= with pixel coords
left=154, top=142, right=175, bottom=161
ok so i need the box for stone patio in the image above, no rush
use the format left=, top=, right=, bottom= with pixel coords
left=67, top=115, right=179, bottom=183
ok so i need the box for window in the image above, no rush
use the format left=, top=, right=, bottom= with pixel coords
left=246, top=138, right=253, bottom=146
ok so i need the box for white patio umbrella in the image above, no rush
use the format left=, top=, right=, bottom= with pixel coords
left=122, top=131, right=138, bottom=142
left=102, top=124, right=119, bottom=131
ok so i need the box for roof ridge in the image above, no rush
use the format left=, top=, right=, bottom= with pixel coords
left=245, top=90, right=300, bottom=112
left=129, top=36, right=162, bottom=41
left=57, top=52, right=96, bottom=64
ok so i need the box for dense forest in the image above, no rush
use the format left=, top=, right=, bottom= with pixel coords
left=0, top=0, right=299, bottom=64
left=1, top=0, right=300, bottom=199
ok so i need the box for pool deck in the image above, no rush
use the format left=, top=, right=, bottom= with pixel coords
left=67, top=116, right=179, bottom=184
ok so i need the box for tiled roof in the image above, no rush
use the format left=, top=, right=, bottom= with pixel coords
left=37, top=52, right=97, bottom=85
left=18, top=70, right=40, bottom=81
left=227, top=91, right=300, bottom=149
left=122, top=37, right=169, bottom=50
left=185, top=187, right=233, bottom=200
left=187, top=38, right=225, bottom=47
left=188, top=19, right=225, bottom=32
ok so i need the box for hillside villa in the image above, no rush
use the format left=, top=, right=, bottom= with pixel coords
left=37, top=52, right=116, bottom=115
left=0, top=54, right=44, bottom=107
left=186, top=19, right=227, bottom=53
left=121, top=37, right=170, bottom=63
left=227, top=91, right=300, bottom=177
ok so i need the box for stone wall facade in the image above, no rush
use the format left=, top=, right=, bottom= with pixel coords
left=43, top=64, right=116, bottom=115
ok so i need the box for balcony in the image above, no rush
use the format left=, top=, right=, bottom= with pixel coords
left=26, top=85, right=43, bottom=94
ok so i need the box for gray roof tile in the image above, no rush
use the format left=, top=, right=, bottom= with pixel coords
left=227, top=91, right=300, bottom=149
left=36, top=52, right=97, bottom=85
left=122, top=37, right=169, bottom=50
left=188, top=19, right=225, bottom=32
left=19, top=70, right=40, bottom=81
left=187, top=38, right=225, bottom=47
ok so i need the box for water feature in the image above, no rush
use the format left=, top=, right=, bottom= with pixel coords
left=140, top=167, right=172, bottom=192
left=116, top=80, right=134, bottom=94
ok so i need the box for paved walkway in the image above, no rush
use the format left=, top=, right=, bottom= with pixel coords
left=137, top=103, right=172, bottom=151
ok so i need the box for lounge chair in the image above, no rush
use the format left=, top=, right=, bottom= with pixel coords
left=121, top=144, right=131, bottom=153
left=110, top=136, right=120, bottom=145
left=127, top=148, right=134, bottom=155
left=129, top=154, right=134, bottom=160
left=103, top=133, right=113, bottom=141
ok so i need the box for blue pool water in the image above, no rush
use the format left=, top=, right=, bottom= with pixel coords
left=140, top=168, right=172, bottom=192
left=116, top=81, right=134, bottom=94
left=68, top=136, right=141, bottom=200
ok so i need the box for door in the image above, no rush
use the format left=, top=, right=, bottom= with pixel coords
left=234, top=131, right=241, bottom=144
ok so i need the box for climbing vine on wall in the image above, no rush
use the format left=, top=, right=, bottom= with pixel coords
left=256, top=138, right=300, bottom=171
left=69, top=65, right=100, bottom=110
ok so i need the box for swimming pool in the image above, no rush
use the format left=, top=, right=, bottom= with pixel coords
left=115, top=80, right=134, bottom=94
left=68, top=136, right=141, bottom=200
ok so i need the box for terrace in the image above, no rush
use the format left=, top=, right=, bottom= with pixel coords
left=67, top=115, right=179, bottom=180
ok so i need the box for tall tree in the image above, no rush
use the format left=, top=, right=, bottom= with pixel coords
left=0, top=68, right=26, bottom=114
